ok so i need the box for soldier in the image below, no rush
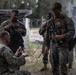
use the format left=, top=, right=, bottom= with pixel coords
left=44, top=2, right=75, bottom=75
left=39, top=13, right=51, bottom=71
left=0, top=31, right=30, bottom=75
left=0, top=10, right=26, bottom=54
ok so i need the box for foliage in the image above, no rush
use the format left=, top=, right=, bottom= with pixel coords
left=0, top=0, right=73, bottom=18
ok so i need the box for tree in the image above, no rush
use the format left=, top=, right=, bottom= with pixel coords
left=0, top=0, right=73, bottom=18
left=33, top=0, right=72, bottom=18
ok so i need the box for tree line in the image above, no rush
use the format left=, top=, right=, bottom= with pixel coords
left=0, top=0, right=72, bottom=18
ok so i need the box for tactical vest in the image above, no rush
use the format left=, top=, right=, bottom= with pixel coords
left=4, top=20, right=24, bottom=53
left=51, top=15, right=75, bottom=50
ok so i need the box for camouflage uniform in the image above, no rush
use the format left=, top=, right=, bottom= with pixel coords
left=67, top=17, right=75, bottom=68
left=0, top=20, right=26, bottom=53
left=39, top=23, right=50, bottom=66
left=68, top=50, right=73, bottom=68
left=45, top=15, right=75, bottom=75
left=0, top=43, right=30, bottom=75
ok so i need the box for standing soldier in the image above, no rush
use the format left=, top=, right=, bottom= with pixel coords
left=39, top=13, right=52, bottom=71
left=0, top=10, right=26, bottom=54
left=0, top=31, right=30, bottom=75
left=44, top=2, right=75, bottom=75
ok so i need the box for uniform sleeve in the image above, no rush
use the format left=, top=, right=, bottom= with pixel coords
left=44, top=25, right=51, bottom=47
left=63, top=18, right=75, bottom=41
left=39, top=23, right=47, bottom=35
left=0, top=21, right=7, bottom=31
left=1, top=47, right=26, bottom=67
left=0, top=20, right=11, bottom=32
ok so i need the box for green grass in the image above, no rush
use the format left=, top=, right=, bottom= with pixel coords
left=20, top=42, right=51, bottom=75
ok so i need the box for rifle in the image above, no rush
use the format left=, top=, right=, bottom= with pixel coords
left=47, top=18, right=76, bottom=51
left=45, top=18, right=63, bottom=48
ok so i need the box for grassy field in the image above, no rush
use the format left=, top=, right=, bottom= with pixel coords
left=20, top=42, right=52, bottom=75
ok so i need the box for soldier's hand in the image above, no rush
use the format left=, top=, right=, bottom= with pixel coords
left=15, top=47, right=22, bottom=57
left=55, top=35, right=64, bottom=41
left=22, top=52, right=29, bottom=57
